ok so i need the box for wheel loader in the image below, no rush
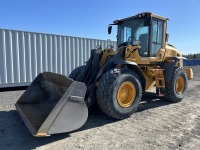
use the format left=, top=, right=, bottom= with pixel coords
left=15, top=12, right=193, bottom=137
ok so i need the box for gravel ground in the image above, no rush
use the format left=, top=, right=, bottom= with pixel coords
left=0, top=66, right=199, bottom=150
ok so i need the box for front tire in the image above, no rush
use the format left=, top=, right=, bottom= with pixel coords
left=164, top=68, right=188, bottom=102
left=97, top=68, right=142, bottom=119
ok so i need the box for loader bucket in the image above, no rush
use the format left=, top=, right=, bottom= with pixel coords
left=15, top=72, right=88, bottom=137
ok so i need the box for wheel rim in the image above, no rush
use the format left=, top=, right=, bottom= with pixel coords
left=175, top=76, right=185, bottom=94
left=117, top=81, right=136, bottom=108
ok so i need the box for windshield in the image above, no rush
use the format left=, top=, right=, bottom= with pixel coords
left=118, top=18, right=150, bottom=56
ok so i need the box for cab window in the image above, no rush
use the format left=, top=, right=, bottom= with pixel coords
left=136, top=26, right=149, bottom=56
left=151, top=19, right=164, bottom=56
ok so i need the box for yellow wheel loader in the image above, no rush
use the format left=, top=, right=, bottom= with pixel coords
left=15, top=12, right=193, bottom=137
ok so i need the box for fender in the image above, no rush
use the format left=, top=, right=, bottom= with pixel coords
left=162, top=57, right=182, bottom=83
left=116, top=61, right=146, bottom=92
left=95, top=48, right=146, bottom=92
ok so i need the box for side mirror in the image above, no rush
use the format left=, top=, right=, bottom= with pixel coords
left=108, top=25, right=112, bottom=34
left=166, top=33, right=169, bottom=42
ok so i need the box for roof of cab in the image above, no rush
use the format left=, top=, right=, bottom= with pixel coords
left=113, top=12, right=169, bottom=24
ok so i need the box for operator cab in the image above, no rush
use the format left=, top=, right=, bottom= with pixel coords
left=108, top=12, right=169, bottom=57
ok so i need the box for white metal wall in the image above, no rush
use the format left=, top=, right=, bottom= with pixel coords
left=0, top=29, right=117, bottom=88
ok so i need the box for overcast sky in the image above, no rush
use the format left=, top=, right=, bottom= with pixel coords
left=0, top=0, right=200, bottom=54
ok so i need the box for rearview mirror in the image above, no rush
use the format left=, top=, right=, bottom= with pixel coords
left=108, top=26, right=112, bottom=34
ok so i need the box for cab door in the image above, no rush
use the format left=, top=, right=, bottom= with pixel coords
left=151, top=19, right=164, bottom=57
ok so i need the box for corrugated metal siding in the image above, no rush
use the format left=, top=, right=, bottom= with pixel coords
left=0, top=29, right=117, bottom=88
left=183, top=59, right=200, bottom=66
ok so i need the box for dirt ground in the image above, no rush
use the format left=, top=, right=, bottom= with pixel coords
left=0, top=66, right=199, bottom=150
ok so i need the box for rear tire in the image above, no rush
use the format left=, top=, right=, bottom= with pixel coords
left=69, top=65, right=85, bottom=80
left=164, top=68, right=188, bottom=102
left=97, top=68, right=142, bottom=119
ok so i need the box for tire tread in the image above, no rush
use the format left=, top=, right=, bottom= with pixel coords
left=97, top=68, right=142, bottom=119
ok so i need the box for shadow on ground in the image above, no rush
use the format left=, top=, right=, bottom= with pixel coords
left=138, top=92, right=173, bottom=112
left=0, top=92, right=173, bottom=150
left=0, top=86, right=28, bottom=92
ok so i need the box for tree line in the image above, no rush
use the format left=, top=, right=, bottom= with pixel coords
left=183, top=53, right=200, bottom=59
